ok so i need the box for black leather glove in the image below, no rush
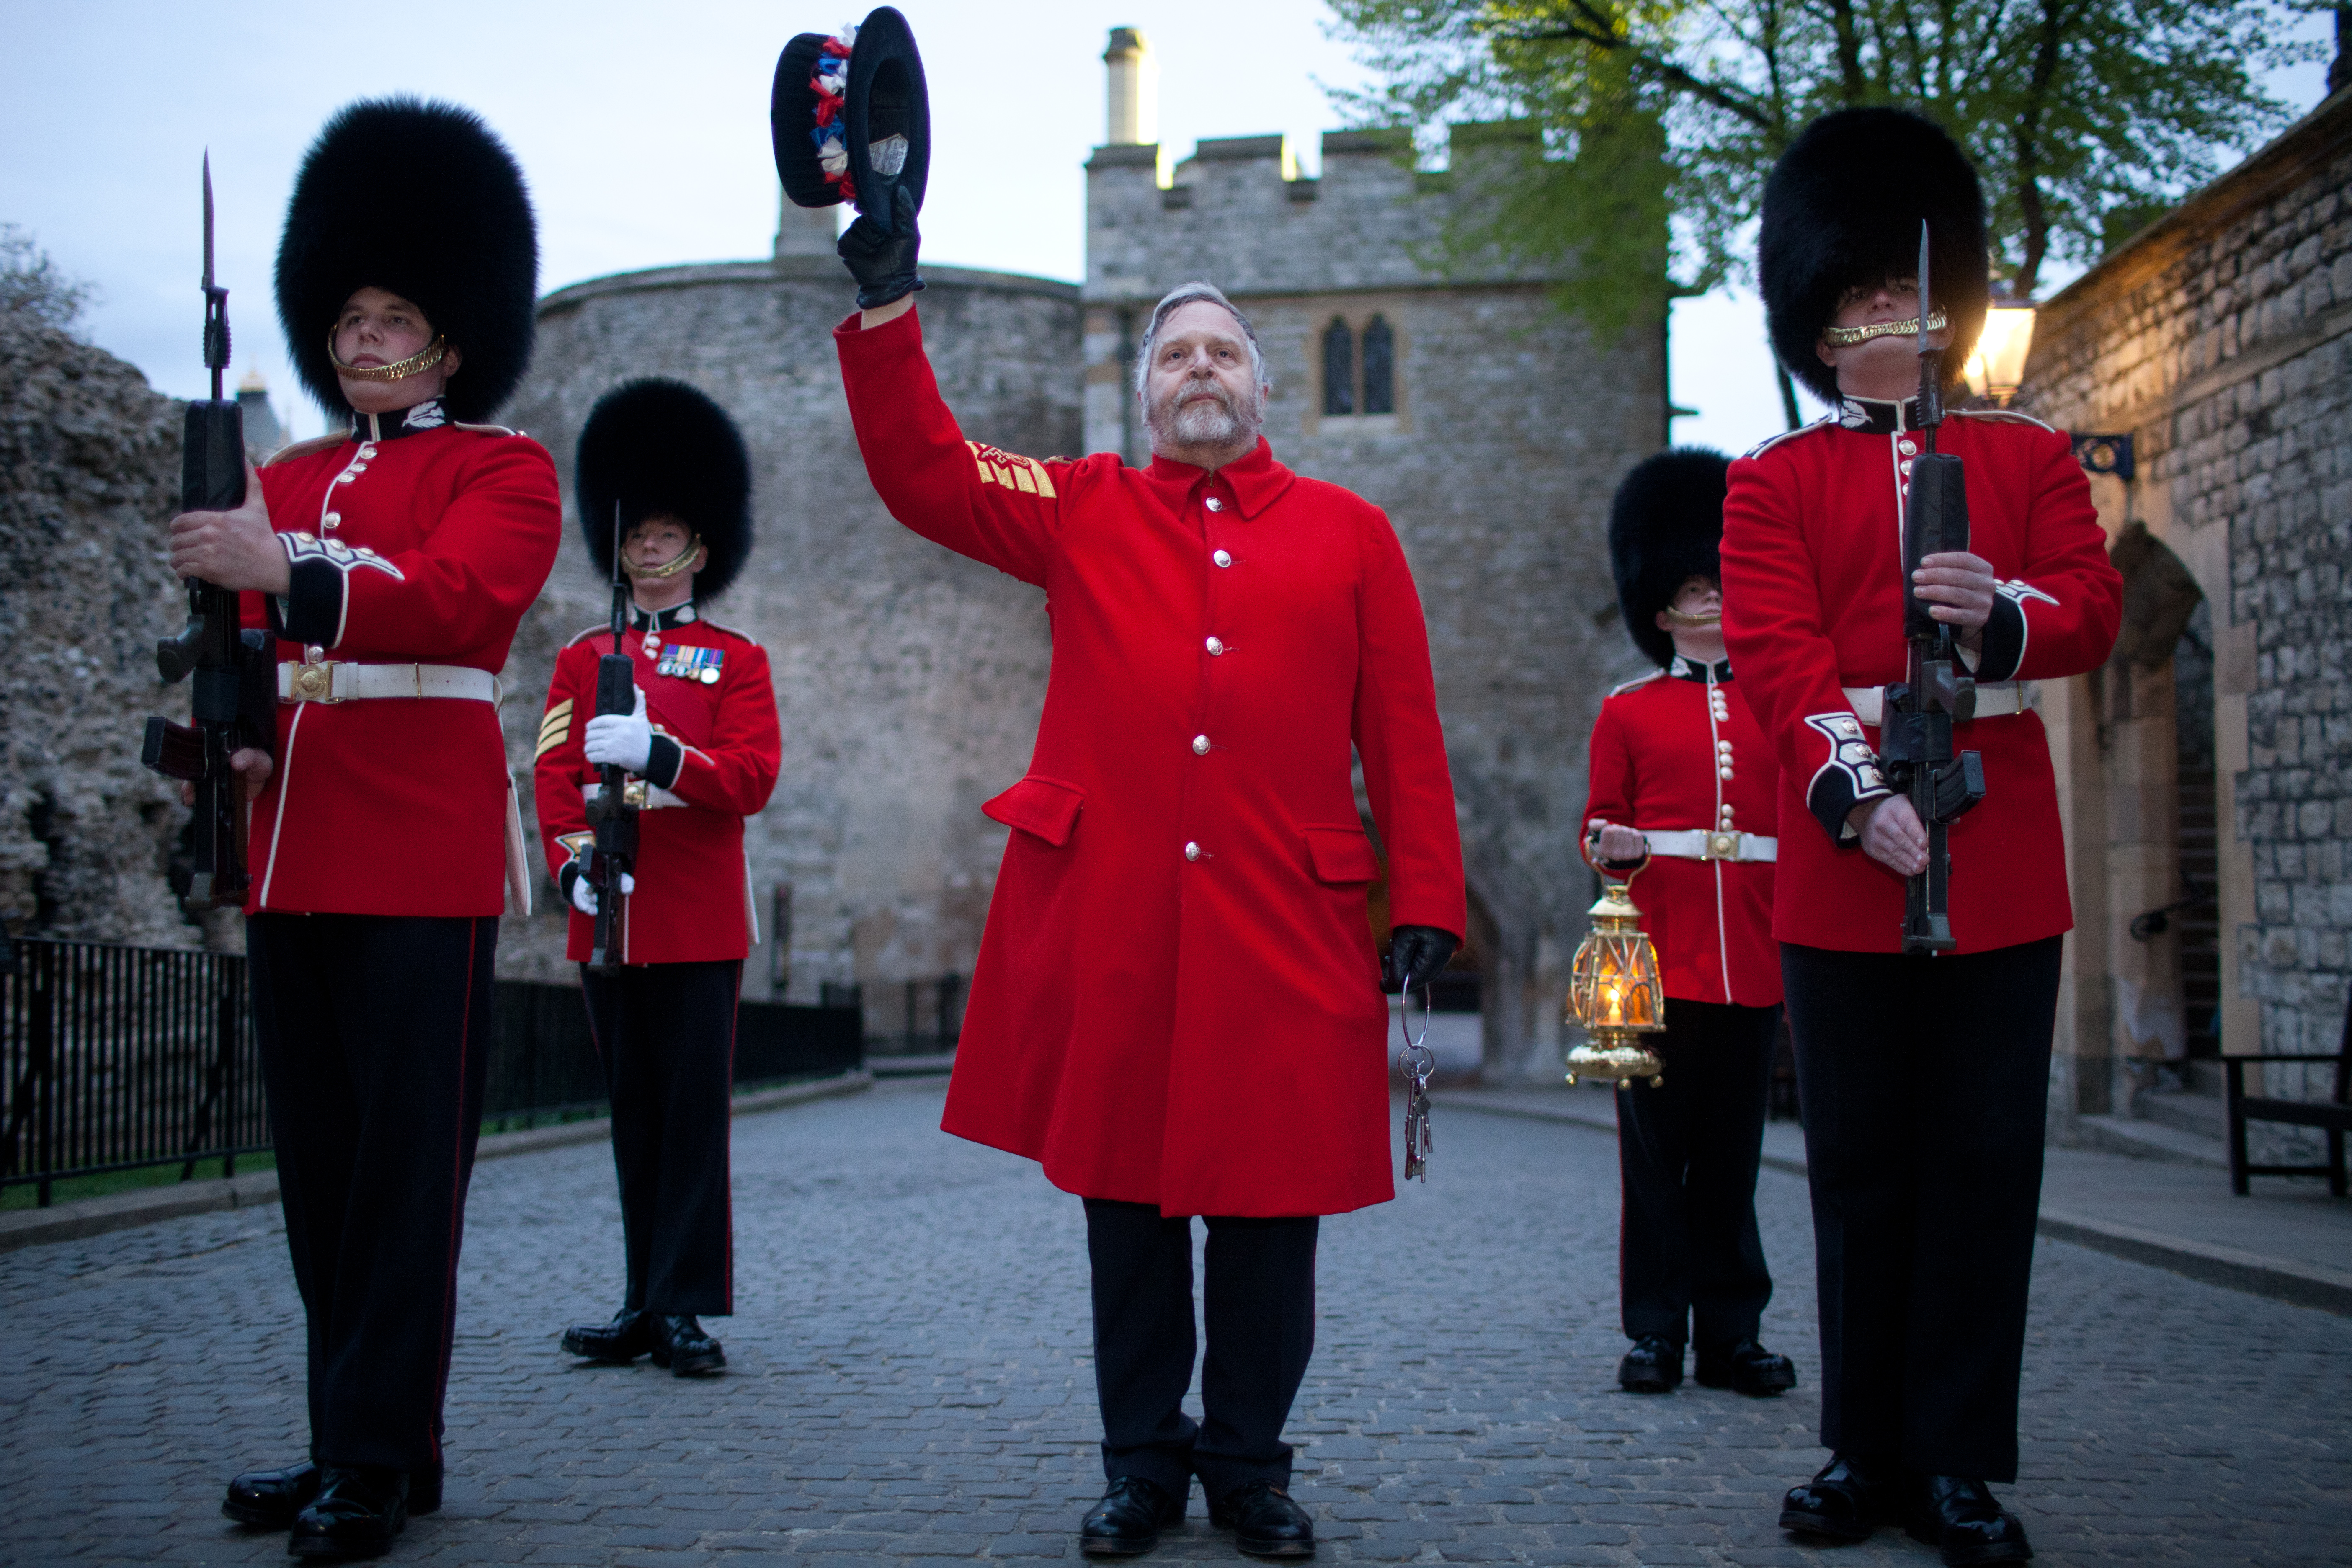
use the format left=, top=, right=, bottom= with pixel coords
left=837, top=184, right=926, bottom=310
left=1382, top=924, right=1460, bottom=995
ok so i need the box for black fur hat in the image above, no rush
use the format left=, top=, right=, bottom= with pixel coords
left=576, top=379, right=755, bottom=600
left=1759, top=107, right=1988, bottom=406
left=276, top=98, right=539, bottom=422
left=771, top=6, right=930, bottom=235
left=1609, top=448, right=1731, bottom=668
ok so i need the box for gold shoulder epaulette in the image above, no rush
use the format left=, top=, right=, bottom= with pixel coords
left=261, top=432, right=347, bottom=467
left=1608, top=668, right=1668, bottom=697
left=965, top=440, right=1058, bottom=498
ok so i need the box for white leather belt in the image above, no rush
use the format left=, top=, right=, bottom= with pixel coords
left=580, top=781, right=689, bottom=811
left=1645, top=829, right=1777, bottom=863
left=1843, top=681, right=2025, bottom=726
left=279, top=660, right=501, bottom=705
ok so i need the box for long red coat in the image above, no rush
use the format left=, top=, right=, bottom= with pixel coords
left=244, top=402, right=562, bottom=916
left=836, top=306, right=1467, bottom=1218
left=1720, top=397, right=2122, bottom=954
left=534, top=609, right=781, bottom=965
left=1581, top=659, right=1782, bottom=1006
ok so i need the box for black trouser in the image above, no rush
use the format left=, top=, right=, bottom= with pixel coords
left=248, top=913, right=497, bottom=1477
left=1083, top=1198, right=1319, bottom=1501
left=1783, top=936, right=2062, bottom=1483
left=1614, top=999, right=1779, bottom=1350
left=580, top=959, right=739, bottom=1316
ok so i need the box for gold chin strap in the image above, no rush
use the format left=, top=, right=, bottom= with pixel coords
left=328, top=333, right=448, bottom=382
left=624, top=540, right=705, bottom=582
left=1663, top=608, right=1722, bottom=628
left=1821, top=307, right=1949, bottom=349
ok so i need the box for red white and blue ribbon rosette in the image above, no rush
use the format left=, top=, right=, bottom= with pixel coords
left=809, top=26, right=857, bottom=204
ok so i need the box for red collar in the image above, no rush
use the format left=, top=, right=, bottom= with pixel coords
left=1140, top=437, right=1295, bottom=520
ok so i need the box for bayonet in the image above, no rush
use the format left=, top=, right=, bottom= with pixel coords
left=201, top=152, right=230, bottom=403
left=1916, top=219, right=1942, bottom=439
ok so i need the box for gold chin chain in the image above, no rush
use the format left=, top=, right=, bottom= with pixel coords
left=328, top=333, right=448, bottom=382
left=625, top=540, right=705, bottom=581
left=1821, top=307, right=1949, bottom=348
left=1663, top=608, right=1723, bottom=628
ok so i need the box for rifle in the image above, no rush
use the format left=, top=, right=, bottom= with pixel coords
left=582, top=505, right=639, bottom=969
left=1877, top=220, right=1987, bottom=954
left=141, top=154, right=278, bottom=913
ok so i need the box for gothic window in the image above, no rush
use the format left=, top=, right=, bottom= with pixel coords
left=1322, top=317, right=1355, bottom=416
left=1362, top=315, right=1395, bottom=415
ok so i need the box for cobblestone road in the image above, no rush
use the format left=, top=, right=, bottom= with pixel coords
left=3, top=1080, right=2347, bottom=1566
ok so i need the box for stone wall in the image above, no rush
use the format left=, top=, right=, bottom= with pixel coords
left=0, top=312, right=207, bottom=950
left=1083, top=125, right=1665, bottom=1080
left=496, top=258, right=1080, bottom=1021
left=2022, top=88, right=2352, bottom=1121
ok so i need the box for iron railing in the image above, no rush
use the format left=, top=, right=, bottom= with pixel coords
left=3, top=938, right=866, bottom=1207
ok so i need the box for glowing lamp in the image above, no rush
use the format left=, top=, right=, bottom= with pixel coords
left=1564, top=878, right=1666, bottom=1089
left=1963, top=299, right=2038, bottom=407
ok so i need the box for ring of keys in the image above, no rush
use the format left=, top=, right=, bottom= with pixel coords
left=1399, top=986, right=1436, bottom=1181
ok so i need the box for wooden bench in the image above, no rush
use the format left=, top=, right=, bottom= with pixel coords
left=2223, top=992, right=2350, bottom=1197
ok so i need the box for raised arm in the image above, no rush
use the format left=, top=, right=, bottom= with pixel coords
left=833, top=304, right=1066, bottom=588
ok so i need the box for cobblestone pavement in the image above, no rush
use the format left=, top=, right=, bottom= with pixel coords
left=3, top=1080, right=2348, bottom=1566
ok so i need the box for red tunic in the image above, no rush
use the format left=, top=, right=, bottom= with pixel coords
left=245, top=407, right=563, bottom=916
left=836, top=306, right=1467, bottom=1218
left=1720, top=398, right=2122, bottom=954
left=1580, top=660, right=1782, bottom=1006
left=533, top=610, right=781, bottom=965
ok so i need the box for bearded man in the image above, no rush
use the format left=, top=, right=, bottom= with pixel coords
left=833, top=206, right=1466, bottom=1559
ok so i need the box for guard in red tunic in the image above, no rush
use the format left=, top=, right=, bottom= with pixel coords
left=1581, top=449, right=1796, bottom=1402
left=1720, top=109, right=2122, bottom=1565
left=534, top=379, right=780, bottom=1379
left=164, top=99, right=560, bottom=1557
left=830, top=240, right=1465, bottom=1555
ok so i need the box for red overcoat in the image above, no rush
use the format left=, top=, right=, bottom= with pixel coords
left=533, top=609, right=781, bottom=964
left=243, top=404, right=563, bottom=916
left=836, top=307, right=1467, bottom=1218
left=1720, top=397, right=2122, bottom=954
left=1580, top=660, right=1782, bottom=1006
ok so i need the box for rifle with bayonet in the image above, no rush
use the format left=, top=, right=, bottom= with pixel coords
left=1877, top=220, right=1987, bottom=954
left=583, top=506, right=640, bottom=969
left=141, top=154, right=278, bottom=913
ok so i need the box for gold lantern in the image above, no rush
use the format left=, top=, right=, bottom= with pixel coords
left=1564, top=878, right=1666, bottom=1089
left=1962, top=298, right=2038, bottom=407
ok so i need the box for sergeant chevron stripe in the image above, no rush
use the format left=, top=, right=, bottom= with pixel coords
left=965, top=440, right=1057, bottom=498
left=534, top=699, right=574, bottom=761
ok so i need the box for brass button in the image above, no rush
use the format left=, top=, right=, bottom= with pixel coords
left=1184, top=841, right=1202, bottom=861
left=1206, top=498, right=1224, bottom=512
left=1191, top=735, right=1211, bottom=755
left=1206, top=637, right=1225, bottom=655
left=1212, top=549, right=1233, bottom=568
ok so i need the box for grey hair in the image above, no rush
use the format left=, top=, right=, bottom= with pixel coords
left=1132, top=281, right=1268, bottom=400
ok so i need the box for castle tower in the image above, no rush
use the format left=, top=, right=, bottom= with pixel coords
left=1103, top=27, right=1155, bottom=145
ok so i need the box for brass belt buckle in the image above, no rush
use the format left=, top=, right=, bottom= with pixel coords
left=622, top=779, right=649, bottom=808
left=290, top=659, right=340, bottom=703
left=1706, top=831, right=1740, bottom=862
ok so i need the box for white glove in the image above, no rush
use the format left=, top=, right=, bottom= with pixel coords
left=567, top=864, right=635, bottom=916
left=583, top=686, right=652, bottom=773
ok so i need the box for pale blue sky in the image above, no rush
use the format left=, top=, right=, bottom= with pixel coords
left=3, top=2, right=2335, bottom=451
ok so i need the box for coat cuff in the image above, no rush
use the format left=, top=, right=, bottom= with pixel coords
left=1974, top=593, right=2027, bottom=683
left=645, top=734, right=684, bottom=791
left=558, top=861, right=582, bottom=902
left=275, top=533, right=405, bottom=650
left=1802, top=712, right=1893, bottom=842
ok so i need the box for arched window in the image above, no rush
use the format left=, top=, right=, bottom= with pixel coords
left=1322, top=317, right=1355, bottom=416
left=1362, top=315, right=1395, bottom=415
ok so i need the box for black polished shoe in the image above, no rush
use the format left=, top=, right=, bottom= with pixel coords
left=647, top=1313, right=726, bottom=1376
left=561, top=1307, right=652, bottom=1362
left=1906, top=1475, right=2033, bottom=1565
left=1779, top=1453, right=1898, bottom=1542
left=1617, top=1334, right=1684, bottom=1393
left=224, top=1460, right=322, bottom=1527
left=1695, top=1338, right=1798, bottom=1397
left=287, top=1466, right=407, bottom=1560
left=1080, top=1474, right=1184, bottom=1557
left=1209, top=1479, right=1315, bottom=1558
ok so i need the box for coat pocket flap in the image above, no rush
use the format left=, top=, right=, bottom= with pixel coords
left=1301, top=824, right=1380, bottom=885
left=983, top=775, right=1087, bottom=847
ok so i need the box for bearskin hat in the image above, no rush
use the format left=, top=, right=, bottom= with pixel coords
left=1759, top=107, right=1988, bottom=406
left=772, top=5, right=930, bottom=234
left=1609, top=448, right=1732, bottom=668
left=576, top=379, right=755, bottom=600
left=276, top=98, right=539, bottom=422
